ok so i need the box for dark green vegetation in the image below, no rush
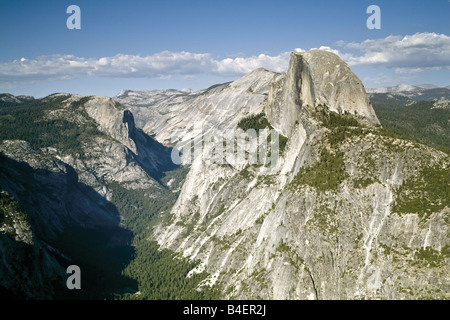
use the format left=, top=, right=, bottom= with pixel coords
left=0, top=94, right=34, bottom=108
left=0, top=190, right=31, bottom=242
left=312, top=106, right=366, bottom=145
left=121, top=241, right=221, bottom=300
left=293, top=103, right=449, bottom=197
left=393, top=165, right=449, bottom=219
left=290, top=147, right=347, bottom=192
left=237, top=112, right=288, bottom=154
left=313, top=105, right=360, bottom=128
left=278, top=134, right=288, bottom=154
left=160, top=165, right=191, bottom=190
left=353, top=177, right=376, bottom=189
left=413, top=246, right=449, bottom=268
left=237, top=113, right=273, bottom=132
left=290, top=109, right=360, bottom=192
left=107, top=164, right=223, bottom=300
left=373, top=101, right=450, bottom=154
left=108, top=165, right=190, bottom=238
left=108, top=182, right=176, bottom=238
left=372, top=100, right=449, bottom=220
left=0, top=95, right=105, bottom=154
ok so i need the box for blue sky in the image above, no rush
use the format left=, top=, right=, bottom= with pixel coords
left=1, top=0, right=449, bottom=97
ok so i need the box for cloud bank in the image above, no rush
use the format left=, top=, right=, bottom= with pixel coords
left=1, top=32, right=449, bottom=84
left=0, top=51, right=293, bottom=83
left=340, top=32, right=450, bottom=73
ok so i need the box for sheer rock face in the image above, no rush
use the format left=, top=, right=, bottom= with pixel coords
left=266, top=50, right=380, bottom=136
left=152, top=50, right=449, bottom=300
left=115, top=68, right=284, bottom=152
left=81, top=96, right=175, bottom=186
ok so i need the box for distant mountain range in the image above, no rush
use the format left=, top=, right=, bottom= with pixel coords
left=366, top=84, right=450, bottom=104
left=366, top=84, right=449, bottom=93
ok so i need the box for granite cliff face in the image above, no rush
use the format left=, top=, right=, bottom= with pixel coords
left=266, top=50, right=380, bottom=137
left=151, top=50, right=449, bottom=299
left=115, top=68, right=284, bottom=160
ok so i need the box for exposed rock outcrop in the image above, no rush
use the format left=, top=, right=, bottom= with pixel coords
left=266, top=50, right=380, bottom=137
left=115, top=68, right=284, bottom=151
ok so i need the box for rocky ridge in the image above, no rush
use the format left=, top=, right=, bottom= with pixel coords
left=115, top=68, right=284, bottom=153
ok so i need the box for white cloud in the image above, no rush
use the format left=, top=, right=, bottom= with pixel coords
left=1, top=32, right=448, bottom=85
left=215, top=52, right=291, bottom=76
left=339, top=32, right=450, bottom=70
left=311, top=46, right=340, bottom=56
left=0, top=51, right=291, bottom=83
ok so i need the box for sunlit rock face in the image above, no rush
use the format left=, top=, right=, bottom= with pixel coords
left=151, top=50, right=448, bottom=300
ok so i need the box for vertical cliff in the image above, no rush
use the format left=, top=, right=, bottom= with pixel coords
left=266, top=50, right=379, bottom=138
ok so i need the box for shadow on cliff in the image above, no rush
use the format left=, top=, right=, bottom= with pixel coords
left=124, top=109, right=179, bottom=182
left=0, top=154, right=138, bottom=300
